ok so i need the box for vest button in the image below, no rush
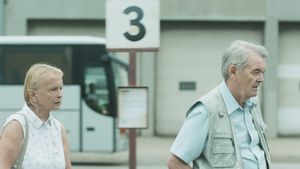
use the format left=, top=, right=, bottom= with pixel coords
left=219, top=112, right=224, bottom=118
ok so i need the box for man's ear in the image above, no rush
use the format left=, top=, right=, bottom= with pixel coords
left=228, top=65, right=239, bottom=78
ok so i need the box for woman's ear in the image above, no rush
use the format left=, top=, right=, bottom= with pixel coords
left=30, top=91, right=37, bottom=103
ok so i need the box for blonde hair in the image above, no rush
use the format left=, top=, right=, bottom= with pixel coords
left=24, top=63, right=63, bottom=106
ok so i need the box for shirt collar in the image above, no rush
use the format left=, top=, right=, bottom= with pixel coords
left=22, top=104, right=53, bottom=128
left=219, top=81, right=255, bottom=115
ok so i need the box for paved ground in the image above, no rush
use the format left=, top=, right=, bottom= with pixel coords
left=71, top=136, right=300, bottom=168
left=71, top=162, right=300, bottom=169
left=73, top=165, right=165, bottom=169
left=268, top=137, right=300, bottom=162
left=71, top=136, right=171, bottom=165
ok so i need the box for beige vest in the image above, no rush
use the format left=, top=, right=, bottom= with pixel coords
left=191, top=87, right=271, bottom=169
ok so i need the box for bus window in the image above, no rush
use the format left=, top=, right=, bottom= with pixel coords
left=0, top=46, right=72, bottom=84
left=111, top=55, right=129, bottom=87
left=84, top=66, right=110, bottom=115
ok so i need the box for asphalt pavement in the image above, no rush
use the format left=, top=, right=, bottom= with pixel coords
left=71, top=136, right=300, bottom=168
left=71, top=136, right=171, bottom=166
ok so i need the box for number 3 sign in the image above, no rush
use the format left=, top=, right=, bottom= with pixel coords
left=106, top=0, right=160, bottom=51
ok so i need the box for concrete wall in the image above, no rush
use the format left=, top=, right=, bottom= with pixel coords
left=161, top=0, right=266, bottom=20
left=4, top=0, right=105, bottom=35
left=4, top=0, right=267, bottom=35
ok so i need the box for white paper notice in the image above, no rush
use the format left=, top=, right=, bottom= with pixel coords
left=118, top=87, right=148, bottom=128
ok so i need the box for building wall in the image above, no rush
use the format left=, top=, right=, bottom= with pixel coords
left=4, top=0, right=105, bottom=35
left=160, top=0, right=265, bottom=20
left=277, top=23, right=300, bottom=136
left=3, top=0, right=300, bottom=137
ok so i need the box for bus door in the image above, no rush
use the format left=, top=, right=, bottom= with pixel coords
left=81, top=63, right=117, bottom=152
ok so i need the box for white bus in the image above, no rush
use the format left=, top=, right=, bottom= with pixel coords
left=0, top=36, right=128, bottom=152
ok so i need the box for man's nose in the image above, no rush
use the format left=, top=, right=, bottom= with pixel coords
left=257, top=73, right=264, bottom=82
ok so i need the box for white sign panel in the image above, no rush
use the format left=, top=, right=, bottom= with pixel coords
left=118, top=87, right=148, bottom=128
left=106, top=0, right=160, bottom=51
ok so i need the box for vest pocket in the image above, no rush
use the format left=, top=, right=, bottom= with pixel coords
left=211, top=135, right=236, bottom=168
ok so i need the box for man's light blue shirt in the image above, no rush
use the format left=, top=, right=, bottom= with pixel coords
left=170, top=81, right=267, bottom=169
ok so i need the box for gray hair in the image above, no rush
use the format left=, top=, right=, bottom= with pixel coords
left=221, top=40, right=268, bottom=80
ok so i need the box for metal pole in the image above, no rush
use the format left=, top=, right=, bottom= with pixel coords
left=0, top=0, right=4, bottom=34
left=129, top=51, right=137, bottom=169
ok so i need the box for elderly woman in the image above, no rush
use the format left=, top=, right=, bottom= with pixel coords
left=0, top=63, right=72, bottom=169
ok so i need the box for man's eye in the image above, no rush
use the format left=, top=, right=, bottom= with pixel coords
left=252, top=71, right=263, bottom=77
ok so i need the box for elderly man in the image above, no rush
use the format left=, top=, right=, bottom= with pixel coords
left=167, top=40, right=271, bottom=169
